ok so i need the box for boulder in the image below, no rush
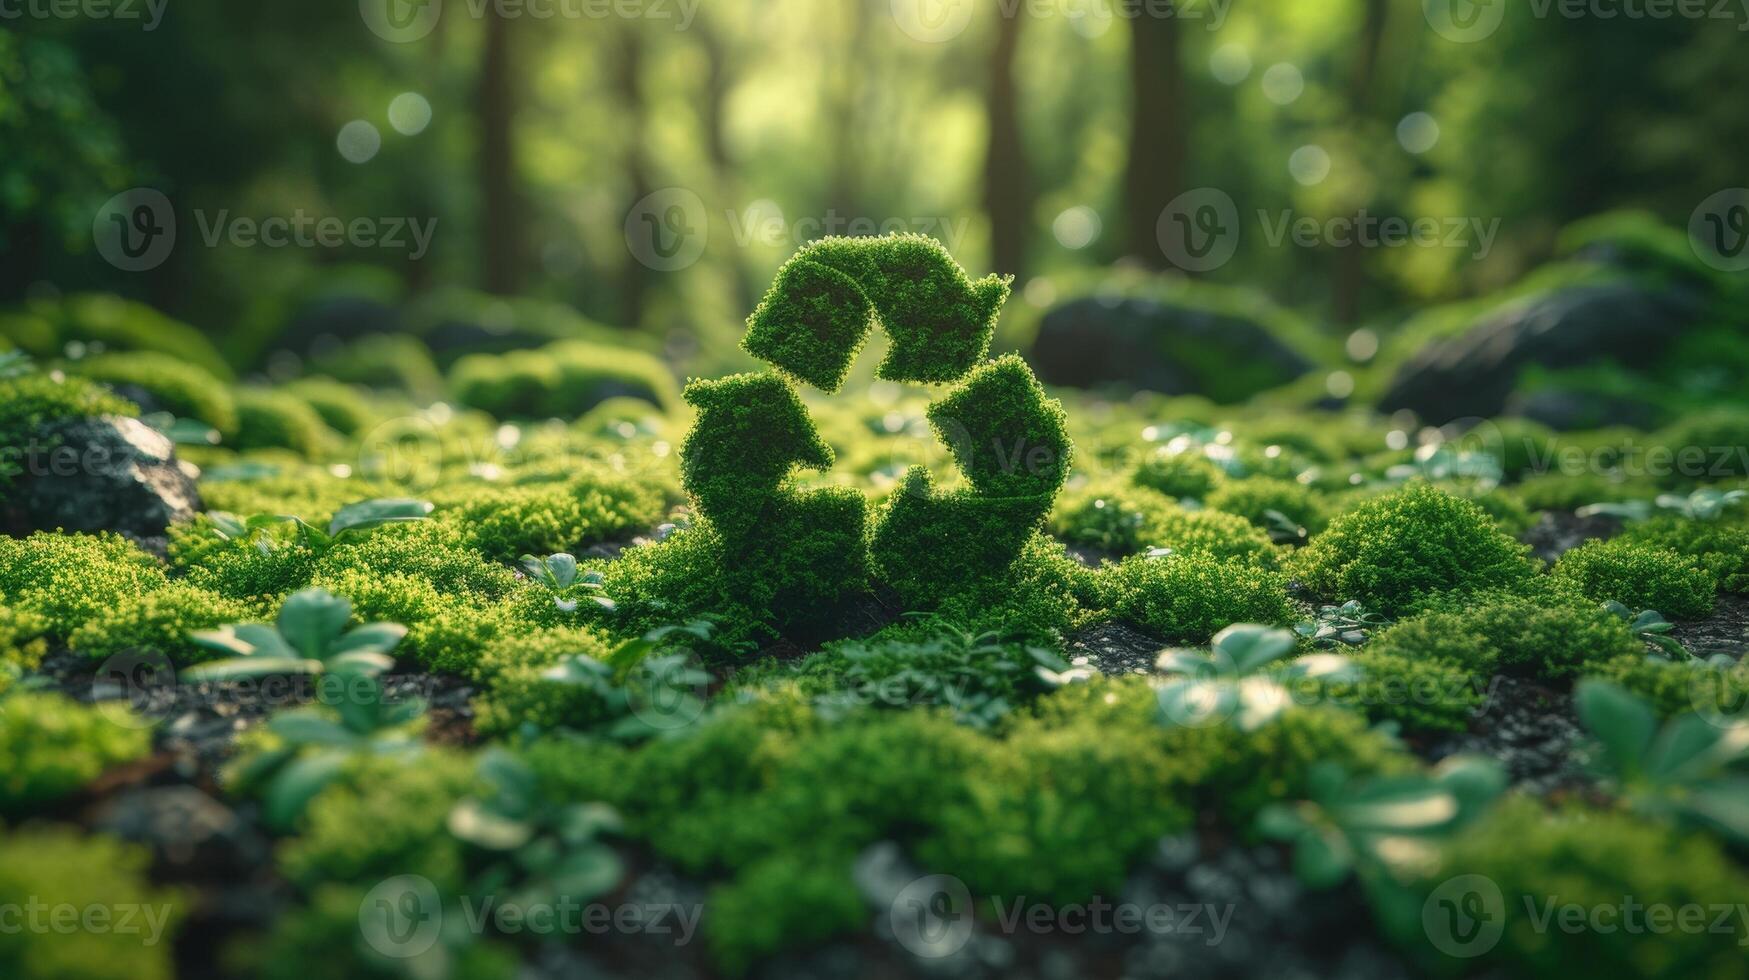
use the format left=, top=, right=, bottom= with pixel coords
left=1026, top=295, right=1313, bottom=402
left=1378, top=281, right=1706, bottom=425
left=4, top=415, right=200, bottom=539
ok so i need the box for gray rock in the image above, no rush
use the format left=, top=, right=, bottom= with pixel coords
left=7, top=414, right=200, bottom=538
left=1379, top=281, right=1705, bottom=425
left=1027, top=296, right=1312, bottom=401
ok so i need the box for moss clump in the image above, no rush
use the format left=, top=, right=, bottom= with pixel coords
left=599, top=526, right=775, bottom=655
left=449, top=339, right=680, bottom=419
left=278, top=753, right=479, bottom=891
left=1618, top=515, right=1749, bottom=593
left=473, top=626, right=622, bottom=734
left=1290, top=482, right=1536, bottom=615
left=230, top=388, right=335, bottom=457
left=1420, top=801, right=1749, bottom=978
left=1586, top=653, right=1749, bottom=720
left=926, top=354, right=1072, bottom=500
left=68, top=581, right=256, bottom=666
left=0, top=373, right=138, bottom=498
left=278, top=377, right=378, bottom=435
left=0, top=597, right=49, bottom=693
left=250, top=884, right=517, bottom=980
left=0, top=829, right=183, bottom=980
left=0, top=692, right=152, bottom=815
left=444, top=473, right=665, bottom=562
left=707, top=851, right=865, bottom=976
left=0, top=532, right=166, bottom=637
left=68, top=351, right=237, bottom=434
left=743, top=233, right=1010, bottom=391
left=1098, top=551, right=1293, bottom=642
left=1206, top=476, right=1328, bottom=534
left=1322, top=648, right=1486, bottom=733
left=1552, top=538, right=1716, bottom=619
left=1131, top=448, right=1224, bottom=499
left=1049, top=480, right=1176, bottom=554
left=171, top=522, right=317, bottom=604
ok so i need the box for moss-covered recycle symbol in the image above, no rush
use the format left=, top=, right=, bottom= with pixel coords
left=679, top=233, right=1072, bottom=614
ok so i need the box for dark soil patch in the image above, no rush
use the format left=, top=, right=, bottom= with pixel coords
left=1519, top=509, right=1621, bottom=564
left=1417, top=676, right=1591, bottom=798
left=1672, top=592, right=1749, bottom=658
left=1068, top=619, right=1161, bottom=677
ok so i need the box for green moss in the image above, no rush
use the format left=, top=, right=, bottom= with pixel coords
left=1049, top=480, right=1175, bottom=554
left=0, top=692, right=152, bottom=816
left=450, top=339, right=679, bottom=420
left=0, top=597, right=49, bottom=692
left=308, top=333, right=444, bottom=400
left=1552, top=538, right=1716, bottom=619
left=1098, top=551, right=1293, bottom=642
left=1586, top=654, right=1749, bottom=720
left=1206, top=476, right=1328, bottom=534
left=1321, top=648, right=1486, bottom=733
left=230, top=388, right=335, bottom=457
left=69, top=351, right=237, bottom=434
left=195, top=470, right=405, bottom=529
left=444, top=472, right=665, bottom=562
left=279, top=377, right=378, bottom=435
left=3, top=293, right=230, bottom=380
left=926, top=354, right=1072, bottom=500
left=171, top=522, right=317, bottom=604
left=1132, top=448, right=1224, bottom=499
left=474, top=626, right=621, bottom=734
left=1290, top=482, right=1536, bottom=615
left=250, top=884, right=517, bottom=980
left=0, top=373, right=138, bottom=499
left=0, top=828, right=183, bottom=980
left=599, top=526, right=775, bottom=655
left=68, top=581, right=256, bottom=665
left=708, top=851, right=865, bottom=976
left=278, top=752, right=478, bottom=891
left=1619, top=516, right=1749, bottom=593
left=0, top=532, right=166, bottom=637
left=742, top=233, right=1009, bottom=391
left=1421, top=801, right=1749, bottom=978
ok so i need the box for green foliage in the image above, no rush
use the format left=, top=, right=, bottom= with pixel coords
left=449, top=339, right=680, bottom=419
left=1206, top=476, right=1328, bottom=537
left=1, top=294, right=229, bottom=381
left=1423, top=800, right=1749, bottom=978
left=1132, top=448, right=1225, bottom=499
left=707, top=851, right=865, bottom=976
left=227, top=696, right=427, bottom=832
left=445, top=473, right=665, bottom=561
left=185, top=587, right=406, bottom=682
left=68, top=581, right=255, bottom=665
left=0, top=829, right=183, bottom=980
left=1296, top=600, right=1390, bottom=649
left=0, top=597, right=49, bottom=691
left=473, top=626, right=620, bottom=734
left=1290, top=482, right=1537, bottom=615
left=1329, top=648, right=1488, bottom=733
left=1618, top=515, right=1749, bottom=593
left=230, top=388, right=335, bottom=457
left=0, top=372, right=137, bottom=496
left=1049, top=479, right=1176, bottom=554
left=279, top=377, right=378, bottom=435
left=0, top=692, right=152, bottom=815
left=308, top=334, right=444, bottom=400
left=1154, top=624, right=1355, bottom=732
left=278, top=752, right=479, bottom=891
left=68, top=351, right=237, bottom=434
left=743, top=234, right=1009, bottom=391
left=0, top=532, right=166, bottom=637
left=1587, top=653, right=1749, bottom=721
left=1099, top=551, right=1293, bottom=642
left=1552, top=538, right=1716, bottom=619
left=1430, top=589, right=1643, bottom=680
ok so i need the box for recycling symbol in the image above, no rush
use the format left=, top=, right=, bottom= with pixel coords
left=679, top=234, right=1072, bottom=615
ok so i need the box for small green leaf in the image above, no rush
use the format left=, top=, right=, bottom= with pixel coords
left=277, top=589, right=354, bottom=659
left=1575, top=679, right=1658, bottom=776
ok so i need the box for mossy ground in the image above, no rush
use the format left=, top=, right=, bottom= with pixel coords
left=2, top=346, right=1748, bottom=979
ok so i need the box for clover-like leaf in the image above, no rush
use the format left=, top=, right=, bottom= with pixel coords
left=328, top=497, right=434, bottom=537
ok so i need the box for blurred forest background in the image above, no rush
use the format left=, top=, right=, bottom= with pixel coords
left=3, top=0, right=1748, bottom=390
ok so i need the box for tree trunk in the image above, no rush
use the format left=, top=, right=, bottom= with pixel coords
left=477, top=9, right=520, bottom=295
left=1122, top=14, right=1186, bottom=269
left=983, top=11, right=1031, bottom=278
